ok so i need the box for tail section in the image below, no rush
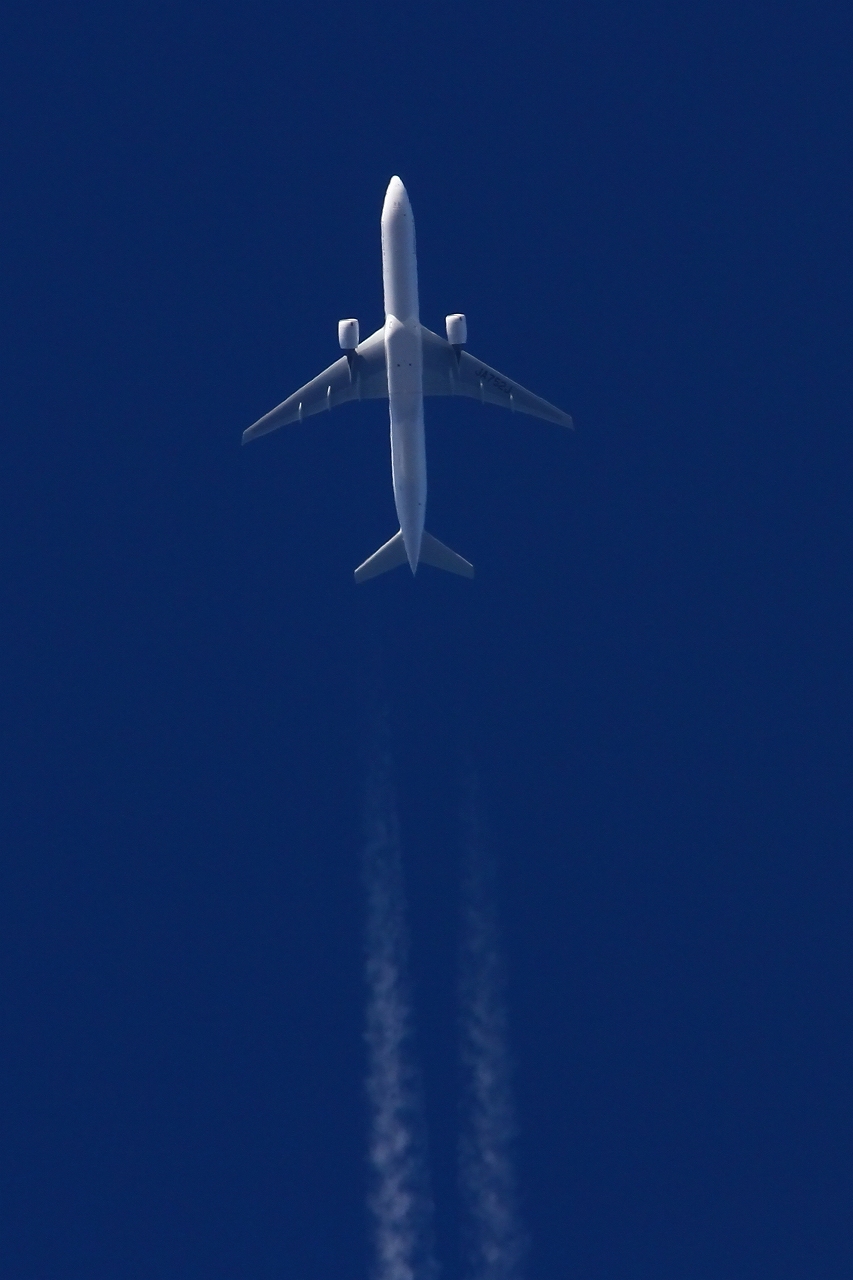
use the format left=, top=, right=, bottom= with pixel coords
left=354, top=530, right=409, bottom=583
left=354, top=528, right=474, bottom=584
left=419, top=530, right=474, bottom=578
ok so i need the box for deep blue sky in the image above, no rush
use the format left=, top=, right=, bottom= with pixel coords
left=1, top=2, right=849, bottom=1277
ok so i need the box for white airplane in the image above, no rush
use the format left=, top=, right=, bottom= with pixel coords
left=243, top=177, right=573, bottom=582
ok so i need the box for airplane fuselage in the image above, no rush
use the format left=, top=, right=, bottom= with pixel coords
left=381, top=177, right=426, bottom=571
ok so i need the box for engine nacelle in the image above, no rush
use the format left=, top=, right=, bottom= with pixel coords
left=338, top=318, right=359, bottom=350
left=445, top=313, right=467, bottom=347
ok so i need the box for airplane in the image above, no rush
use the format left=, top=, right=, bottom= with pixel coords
left=242, top=177, right=573, bottom=582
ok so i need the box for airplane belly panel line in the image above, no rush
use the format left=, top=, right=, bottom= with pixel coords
left=241, top=176, right=573, bottom=580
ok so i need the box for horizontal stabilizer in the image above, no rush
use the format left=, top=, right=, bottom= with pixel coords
left=354, top=530, right=408, bottom=583
left=419, top=531, right=474, bottom=578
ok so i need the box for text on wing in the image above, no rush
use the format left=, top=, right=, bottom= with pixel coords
left=475, top=366, right=514, bottom=396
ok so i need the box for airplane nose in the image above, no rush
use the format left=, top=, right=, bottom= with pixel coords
left=383, top=175, right=410, bottom=217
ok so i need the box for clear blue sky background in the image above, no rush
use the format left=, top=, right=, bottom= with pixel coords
left=1, top=2, right=849, bottom=1277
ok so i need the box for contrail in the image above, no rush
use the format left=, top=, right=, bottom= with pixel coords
left=363, top=737, right=439, bottom=1280
left=459, top=778, right=528, bottom=1280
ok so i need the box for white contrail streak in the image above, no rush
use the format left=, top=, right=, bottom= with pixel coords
left=459, top=783, right=528, bottom=1280
left=364, top=742, right=439, bottom=1280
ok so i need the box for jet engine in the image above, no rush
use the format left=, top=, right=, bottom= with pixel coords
left=338, top=318, right=359, bottom=350
left=445, top=313, right=467, bottom=347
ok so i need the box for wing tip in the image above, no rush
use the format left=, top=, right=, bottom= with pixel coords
left=242, top=417, right=280, bottom=444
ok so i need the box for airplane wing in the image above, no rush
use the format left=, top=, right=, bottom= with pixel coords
left=242, top=326, right=388, bottom=443
left=421, top=325, right=573, bottom=428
